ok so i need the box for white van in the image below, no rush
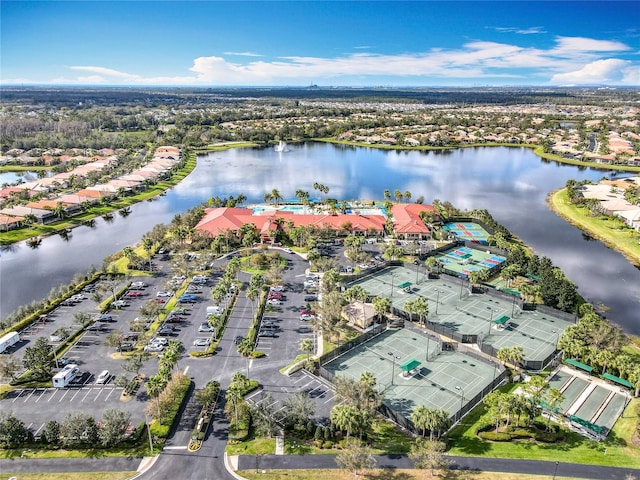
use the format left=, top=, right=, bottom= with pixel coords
left=207, top=305, right=223, bottom=315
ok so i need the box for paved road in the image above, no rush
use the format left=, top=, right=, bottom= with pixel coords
left=235, top=454, right=640, bottom=480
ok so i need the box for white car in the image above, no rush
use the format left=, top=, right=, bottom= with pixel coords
left=112, top=300, right=129, bottom=308
left=193, top=337, right=211, bottom=347
left=95, top=370, right=110, bottom=384
left=144, top=344, right=165, bottom=352
left=199, top=323, right=215, bottom=333
left=283, top=248, right=293, bottom=254
left=156, top=291, right=173, bottom=298
left=270, top=285, right=285, bottom=292
left=267, top=299, right=282, bottom=306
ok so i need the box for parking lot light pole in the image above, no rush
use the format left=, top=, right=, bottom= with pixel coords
left=434, top=289, right=442, bottom=315
left=455, top=385, right=465, bottom=421
left=487, top=308, right=495, bottom=335
left=145, top=413, right=154, bottom=454
left=388, top=352, right=400, bottom=386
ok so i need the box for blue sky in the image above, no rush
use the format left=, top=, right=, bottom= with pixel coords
left=1, top=1, right=638, bottom=86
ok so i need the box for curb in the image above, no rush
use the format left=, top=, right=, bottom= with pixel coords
left=126, top=454, right=160, bottom=479
left=224, top=452, right=248, bottom=480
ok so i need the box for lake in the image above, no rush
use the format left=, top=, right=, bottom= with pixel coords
left=1, top=144, right=638, bottom=334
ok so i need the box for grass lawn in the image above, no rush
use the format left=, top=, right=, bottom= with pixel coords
left=237, top=469, right=585, bottom=480
left=448, top=395, right=640, bottom=468
left=548, top=188, right=640, bottom=267
left=0, top=474, right=136, bottom=480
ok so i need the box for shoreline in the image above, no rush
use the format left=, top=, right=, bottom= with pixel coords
left=547, top=188, right=640, bottom=268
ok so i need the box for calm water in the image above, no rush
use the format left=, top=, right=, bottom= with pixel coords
left=1, top=144, right=638, bottom=334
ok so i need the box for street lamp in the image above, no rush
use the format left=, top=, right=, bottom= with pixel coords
left=145, top=413, right=154, bottom=454
left=455, top=385, right=465, bottom=421
left=552, top=461, right=559, bottom=480
left=390, top=274, right=396, bottom=299
left=388, top=352, right=400, bottom=386
left=433, top=288, right=442, bottom=315
left=487, top=308, right=496, bottom=335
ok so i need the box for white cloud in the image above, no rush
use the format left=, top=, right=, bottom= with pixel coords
left=68, top=66, right=141, bottom=80
left=5, top=35, right=637, bottom=86
left=550, top=59, right=633, bottom=85
left=495, top=26, right=546, bottom=35
left=222, top=52, right=263, bottom=57
left=552, top=36, right=631, bottom=54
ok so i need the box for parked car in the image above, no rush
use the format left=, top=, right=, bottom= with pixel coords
left=193, top=337, right=211, bottom=347
left=283, top=248, right=293, bottom=254
left=304, top=295, right=317, bottom=302
left=258, top=330, right=277, bottom=338
left=267, top=299, right=282, bottom=306
left=261, top=321, right=278, bottom=329
left=171, top=308, right=189, bottom=315
left=144, top=343, right=165, bottom=352
left=126, top=291, right=143, bottom=297
left=157, top=325, right=174, bottom=336
left=97, top=314, right=114, bottom=322
left=156, top=291, right=173, bottom=298
left=95, top=370, right=110, bottom=384
left=199, top=323, right=215, bottom=333
left=178, top=294, right=197, bottom=304
left=270, top=285, right=285, bottom=292
left=119, top=342, right=135, bottom=352
left=112, top=300, right=129, bottom=308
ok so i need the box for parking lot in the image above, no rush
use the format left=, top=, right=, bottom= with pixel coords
left=1, top=245, right=359, bottom=443
left=245, top=369, right=337, bottom=422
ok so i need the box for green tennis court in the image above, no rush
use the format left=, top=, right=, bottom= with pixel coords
left=347, top=265, right=573, bottom=366
left=323, top=329, right=500, bottom=420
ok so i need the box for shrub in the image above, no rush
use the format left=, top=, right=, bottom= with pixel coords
left=478, top=431, right=512, bottom=441
left=322, top=440, right=335, bottom=449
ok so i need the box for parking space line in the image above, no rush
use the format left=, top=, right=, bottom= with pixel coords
left=34, top=389, right=48, bottom=403
left=93, top=388, right=105, bottom=401
left=82, top=388, right=95, bottom=401
left=24, top=389, right=38, bottom=402
left=69, top=388, right=83, bottom=401
left=245, top=389, right=263, bottom=402
left=104, top=388, right=118, bottom=401
left=33, top=423, right=45, bottom=437
left=47, top=389, right=59, bottom=402
left=58, top=389, right=70, bottom=402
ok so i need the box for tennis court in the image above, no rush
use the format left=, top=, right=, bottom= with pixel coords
left=347, top=265, right=572, bottom=366
left=442, top=222, right=490, bottom=244
left=434, top=246, right=505, bottom=278
left=323, top=329, right=500, bottom=421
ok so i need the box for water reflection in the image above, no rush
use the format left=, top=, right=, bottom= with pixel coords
left=1, top=144, right=638, bottom=334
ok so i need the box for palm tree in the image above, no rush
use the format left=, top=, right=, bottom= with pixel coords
left=225, top=383, right=245, bottom=427
left=411, top=405, right=432, bottom=438
left=394, top=189, right=402, bottom=202
left=300, top=338, right=314, bottom=363
left=404, top=190, right=412, bottom=203
left=53, top=202, right=66, bottom=219
left=330, top=405, right=360, bottom=441
left=372, top=296, right=391, bottom=323
left=543, top=387, right=564, bottom=431
left=142, top=236, right=154, bottom=271
left=237, top=339, right=253, bottom=377
left=270, top=188, right=282, bottom=206
left=383, top=189, right=391, bottom=201
left=412, top=296, right=429, bottom=326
